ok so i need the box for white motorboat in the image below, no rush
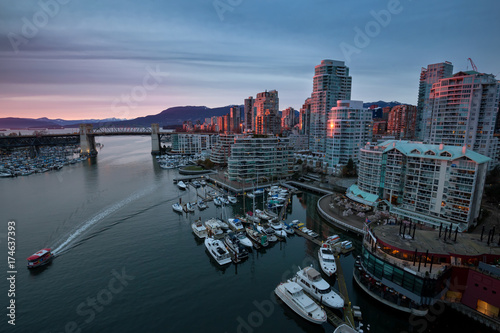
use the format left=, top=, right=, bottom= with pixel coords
left=270, top=221, right=287, bottom=238
left=213, top=197, right=222, bottom=206
left=228, top=218, right=244, bottom=232
left=293, top=266, right=344, bottom=309
left=197, top=200, right=208, bottom=210
left=227, top=195, right=237, bottom=204
left=172, top=203, right=183, bottom=213
left=283, top=222, right=295, bottom=235
left=205, top=218, right=224, bottom=237
left=256, top=224, right=278, bottom=242
left=246, top=193, right=255, bottom=199
left=255, top=209, right=271, bottom=221
left=274, top=281, right=327, bottom=325
left=200, top=180, right=207, bottom=186
left=177, top=181, right=187, bottom=190
left=204, top=237, right=232, bottom=265
left=183, top=202, right=195, bottom=213
left=253, top=189, right=264, bottom=196
left=224, top=233, right=249, bottom=261
left=235, top=232, right=253, bottom=248
left=219, top=196, right=229, bottom=205
left=191, top=219, right=207, bottom=239
left=318, top=245, right=337, bottom=276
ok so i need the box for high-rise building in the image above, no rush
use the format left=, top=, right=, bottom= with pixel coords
left=244, top=96, right=254, bottom=132
left=387, top=104, right=418, bottom=140
left=309, top=59, right=352, bottom=153
left=348, top=140, right=490, bottom=231
left=281, top=107, right=296, bottom=129
left=326, top=100, right=372, bottom=167
left=416, top=61, right=453, bottom=140
left=210, top=133, right=235, bottom=165
left=227, top=136, right=293, bottom=182
left=427, top=71, right=500, bottom=169
left=299, top=98, right=312, bottom=137
left=230, top=106, right=241, bottom=133
left=253, top=90, right=280, bottom=135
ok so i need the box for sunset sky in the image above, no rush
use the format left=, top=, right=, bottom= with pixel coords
left=1, top=0, right=499, bottom=120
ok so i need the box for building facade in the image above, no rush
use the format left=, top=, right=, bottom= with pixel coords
left=325, top=100, right=372, bottom=167
left=309, top=59, right=352, bottom=153
left=171, top=133, right=215, bottom=154
left=281, top=107, right=296, bottom=129
left=227, top=136, right=293, bottom=182
left=427, top=71, right=500, bottom=169
left=299, top=97, right=312, bottom=137
left=348, top=140, right=490, bottom=231
left=230, top=106, right=241, bottom=133
left=210, top=133, right=235, bottom=165
left=416, top=61, right=453, bottom=141
left=244, top=96, right=254, bottom=132
left=387, top=104, right=418, bottom=140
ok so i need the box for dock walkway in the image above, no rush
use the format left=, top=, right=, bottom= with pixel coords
left=335, top=255, right=355, bottom=328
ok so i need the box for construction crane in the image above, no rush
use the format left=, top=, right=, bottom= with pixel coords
left=467, top=58, right=478, bottom=72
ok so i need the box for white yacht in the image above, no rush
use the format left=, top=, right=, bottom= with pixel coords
left=270, top=221, right=287, bottom=238
left=255, top=209, right=271, bottom=221
left=227, top=195, right=237, bottom=204
left=219, top=196, right=229, bottom=205
left=191, top=219, right=207, bottom=239
left=205, top=218, right=224, bottom=237
left=172, top=203, right=183, bottom=213
left=293, top=266, right=344, bottom=309
left=213, top=197, right=222, bottom=206
left=274, top=281, right=327, bottom=324
left=204, top=237, right=231, bottom=265
left=256, top=224, right=278, bottom=242
left=318, top=245, right=337, bottom=277
left=235, top=232, right=253, bottom=248
left=177, top=181, right=187, bottom=190
left=228, top=218, right=244, bottom=232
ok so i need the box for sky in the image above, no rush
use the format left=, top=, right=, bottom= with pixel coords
left=0, top=0, right=499, bottom=120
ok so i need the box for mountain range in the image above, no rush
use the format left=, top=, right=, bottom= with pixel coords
left=0, top=101, right=404, bottom=129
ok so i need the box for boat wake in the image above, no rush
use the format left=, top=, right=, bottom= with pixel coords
left=52, top=185, right=157, bottom=256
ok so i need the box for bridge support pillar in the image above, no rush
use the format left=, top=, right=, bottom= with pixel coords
left=151, top=123, right=161, bottom=155
left=79, top=124, right=97, bottom=156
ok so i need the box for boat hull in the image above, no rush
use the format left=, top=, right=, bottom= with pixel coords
left=274, top=284, right=326, bottom=325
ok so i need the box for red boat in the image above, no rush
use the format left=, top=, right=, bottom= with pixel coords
left=26, top=248, right=53, bottom=269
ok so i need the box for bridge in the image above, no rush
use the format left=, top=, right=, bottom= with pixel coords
left=0, top=124, right=171, bottom=156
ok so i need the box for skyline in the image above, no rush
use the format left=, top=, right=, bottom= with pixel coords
left=1, top=1, right=499, bottom=120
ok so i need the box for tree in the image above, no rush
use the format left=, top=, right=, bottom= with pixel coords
left=341, top=158, right=357, bottom=177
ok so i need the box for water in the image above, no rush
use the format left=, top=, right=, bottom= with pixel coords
left=0, top=136, right=492, bottom=333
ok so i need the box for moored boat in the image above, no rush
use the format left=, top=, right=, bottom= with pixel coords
left=293, top=266, right=344, bottom=309
left=318, top=245, right=337, bottom=276
left=227, top=195, right=237, bottom=204
left=224, top=232, right=249, bottom=261
left=245, top=226, right=268, bottom=247
left=172, top=203, right=183, bottom=213
left=274, top=281, right=327, bottom=324
left=197, top=200, right=208, bottom=210
left=191, top=218, right=208, bottom=239
left=27, top=248, right=53, bottom=269
left=228, top=218, right=244, bottom=232
left=177, top=181, right=187, bottom=190
left=204, top=237, right=232, bottom=265
left=205, top=218, right=224, bottom=237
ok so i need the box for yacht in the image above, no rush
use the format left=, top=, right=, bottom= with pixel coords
left=255, top=209, right=271, bottom=221
left=245, top=226, right=269, bottom=247
left=318, top=245, right=337, bottom=276
left=235, top=232, right=253, bottom=248
left=213, top=197, right=222, bottom=206
left=191, top=219, right=208, bottom=239
left=270, top=221, right=287, bottom=238
left=27, top=248, right=53, bottom=269
left=293, top=266, right=344, bottom=309
left=204, top=237, right=232, bottom=265
left=227, top=195, right=237, bottom=204
left=256, top=224, right=278, bottom=242
left=283, top=222, right=295, bottom=235
left=224, top=233, right=249, bottom=261
left=205, top=218, right=224, bottom=237
left=253, top=189, right=264, bottom=196
left=172, top=203, right=183, bottom=213
left=274, top=281, right=327, bottom=324
left=177, top=181, right=187, bottom=190
left=228, top=218, right=244, bottom=232
left=245, top=212, right=260, bottom=223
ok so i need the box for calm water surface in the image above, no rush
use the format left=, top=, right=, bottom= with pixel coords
left=0, top=136, right=491, bottom=333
